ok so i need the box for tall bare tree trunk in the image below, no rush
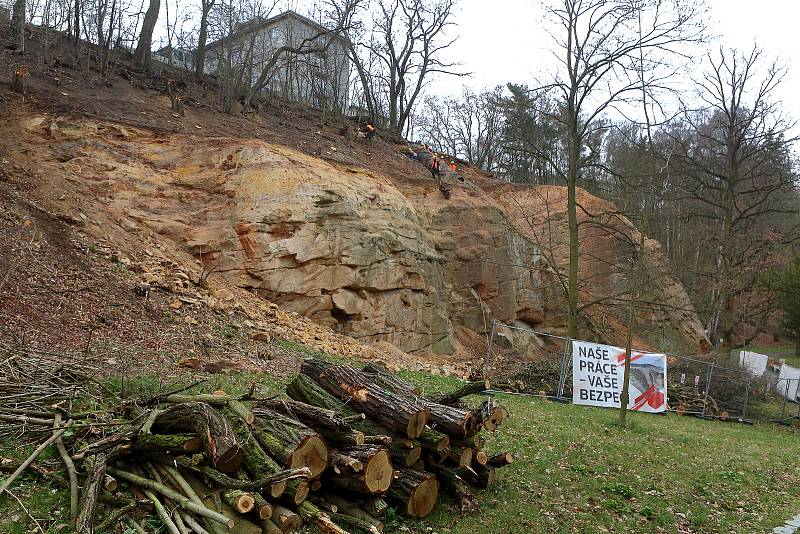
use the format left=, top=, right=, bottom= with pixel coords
left=133, top=0, right=160, bottom=69
left=73, top=0, right=80, bottom=62
left=12, top=0, right=25, bottom=52
left=194, top=0, right=214, bottom=77
left=566, top=125, right=580, bottom=341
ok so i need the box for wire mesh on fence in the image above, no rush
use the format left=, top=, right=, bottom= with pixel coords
left=484, top=320, right=800, bottom=425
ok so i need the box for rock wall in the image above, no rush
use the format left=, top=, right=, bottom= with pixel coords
left=16, top=116, right=710, bottom=356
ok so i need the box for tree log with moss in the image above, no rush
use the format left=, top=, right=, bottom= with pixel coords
left=151, top=402, right=243, bottom=473
left=251, top=408, right=328, bottom=478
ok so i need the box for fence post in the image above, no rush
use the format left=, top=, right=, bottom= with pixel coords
left=701, top=362, right=714, bottom=417
left=742, top=378, right=749, bottom=419
left=557, top=337, right=572, bottom=400
left=483, top=320, right=496, bottom=381
left=781, top=379, right=789, bottom=420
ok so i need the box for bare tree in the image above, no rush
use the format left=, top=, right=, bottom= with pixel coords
left=133, top=0, right=160, bottom=69
left=12, top=0, right=26, bottom=51
left=675, top=46, right=799, bottom=348
left=416, top=87, right=505, bottom=171
left=536, top=0, right=704, bottom=340
left=367, top=0, right=465, bottom=135
left=194, top=0, right=215, bottom=77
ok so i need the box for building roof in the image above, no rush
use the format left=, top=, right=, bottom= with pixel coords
left=206, top=10, right=347, bottom=51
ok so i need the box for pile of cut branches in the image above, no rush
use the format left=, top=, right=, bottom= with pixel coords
left=0, top=356, right=512, bottom=533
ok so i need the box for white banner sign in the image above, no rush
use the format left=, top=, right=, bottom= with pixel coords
left=777, top=364, right=800, bottom=400
left=572, top=340, right=668, bottom=413
left=739, top=351, right=768, bottom=377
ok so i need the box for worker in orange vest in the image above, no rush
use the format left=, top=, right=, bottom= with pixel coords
left=363, top=123, right=377, bottom=144
left=449, top=160, right=457, bottom=172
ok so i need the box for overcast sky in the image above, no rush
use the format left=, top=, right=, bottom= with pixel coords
left=430, top=0, right=800, bottom=126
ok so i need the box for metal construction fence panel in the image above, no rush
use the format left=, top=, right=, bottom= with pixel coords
left=483, top=320, right=800, bottom=425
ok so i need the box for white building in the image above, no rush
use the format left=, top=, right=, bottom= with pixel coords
left=205, top=11, right=350, bottom=112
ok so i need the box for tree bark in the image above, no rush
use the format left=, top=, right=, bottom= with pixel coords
left=152, top=402, right=243, bottom=473
left=133, top=433, right=203, bottom=454
left=194, top=0, right=213, bottom=77
left=11, top=0, right=25, bottom=52
left=486, top=452, right=514, bottom=468
left=363, top=363, right=420, bottom=396
left=271, top=504, right=301, bottom=533
left=251, top=408, right=327, bottom=478
left=387, top=439, right=422, bottom=467
left=300, top=359, right=429, bottom=439
left=431, top=380, right=490, bottom=406
left=456, top=464, right=494, bottom=490
left=75, top=453, right=107, bottom=534
left=229, top=416, right=288, bottom=498
left=423, top=463, right=478, bottom=512
left=133, top=0, right=160, bottom=69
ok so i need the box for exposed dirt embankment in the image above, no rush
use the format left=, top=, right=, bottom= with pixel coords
left=0, top=113, right=709, bottom=368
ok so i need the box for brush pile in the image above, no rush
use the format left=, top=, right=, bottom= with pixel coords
left=0, top=355, right=512, bottom=533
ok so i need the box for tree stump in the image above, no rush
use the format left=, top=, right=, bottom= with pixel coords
left=11, top=65, right=28, bottom=95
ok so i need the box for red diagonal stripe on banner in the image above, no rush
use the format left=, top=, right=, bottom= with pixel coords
left=616, top=350, right=645, bottom=365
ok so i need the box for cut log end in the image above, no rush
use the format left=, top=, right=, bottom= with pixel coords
left=217, top=446, right=246, bottom=474
left=289, top=435, right=328, bottom=478
left=484, top=406, right=508, bottom=432
left=475, top=450, right=488, bottom=466
left=365, top=449, right=394, bottom=493
left=406, top=410, right=429, bottom=439
left=289, top=480, right=310, bottom=504
left=235, top=493, right=256, bottom=513
left=407, top=476, right=439, bottom=517
left=353, top=431, right=366, bottom=445
left=269, top=480, right=287, bottom=498
left=257, top=502, right=274, bottom=520
left=404, top=444, right=422, bottom=467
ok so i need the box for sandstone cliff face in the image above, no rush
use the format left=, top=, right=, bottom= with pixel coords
left=16, top=116, right=709, bottom=357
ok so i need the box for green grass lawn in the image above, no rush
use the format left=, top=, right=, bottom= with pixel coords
left=3, top=365, right=800, bottom=534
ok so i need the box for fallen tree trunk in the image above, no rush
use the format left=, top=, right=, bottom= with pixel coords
left=286, top=374, right=387, bottom=437
left=255, top=398, right=351, bottom=434
left=427, top=402, right=480, bottom=439
left=424, top=463, right=478, bottom=512
left=486, top=452, right=514, bottom=468
left=75, top=452, right=108, bottom=534
left=229, top=416, right=287, bottom=498
left=385, top=468, right=439, bottom=518
left=301, top=359, right=429, bottom=439
left=456, top=464, right=494, bottom=490
left=151, top=402, right=243, bottom=473
left=363, top=362, right=420, bottom=396
left=271, top=504, right=301, bottom=533
left=251, top=408, right=328, bottom=478
left=321, top=494, right=384, bottom=533
left=133, top=433, right=203, bottom=454
left=431, top=380, right=491, bottom=406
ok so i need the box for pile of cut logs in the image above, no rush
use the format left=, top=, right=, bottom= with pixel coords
left=0, top=357, right=512, bottom=533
